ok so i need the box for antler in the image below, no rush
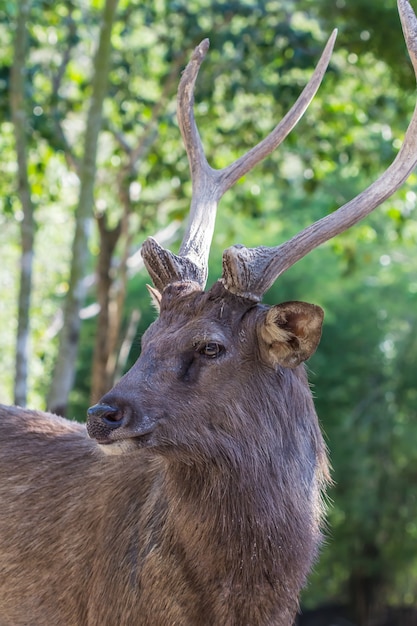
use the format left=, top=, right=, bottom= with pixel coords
left=222, top=0, right=417, bottom=301
left=142, top=0, right=417, bottom=300
left=141, top=31, right=337, bottom=292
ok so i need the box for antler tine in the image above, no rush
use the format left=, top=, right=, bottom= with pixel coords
left=176, top=38, right=211, bottom=194
left=222, top=0, right=417, bottom=302
left=141, top=31, right=336, bottom=292
left=218, top=30, right=337, bottom=191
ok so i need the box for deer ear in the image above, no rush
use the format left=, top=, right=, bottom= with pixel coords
left=258, top=301, right=324, bottom=368
left=146, top=284, right=162, bottom=312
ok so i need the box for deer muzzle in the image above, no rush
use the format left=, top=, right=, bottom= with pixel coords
left=86, top=402, right=157, bottom=448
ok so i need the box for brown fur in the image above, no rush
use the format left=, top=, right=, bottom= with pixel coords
left=0, top=280, right=328, bottom=625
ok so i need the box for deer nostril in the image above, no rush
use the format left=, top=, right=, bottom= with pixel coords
left=87, top=403, right=124, bottom=429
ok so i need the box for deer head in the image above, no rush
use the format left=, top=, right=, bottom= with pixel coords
left=87, top=0, right=417, bottom=459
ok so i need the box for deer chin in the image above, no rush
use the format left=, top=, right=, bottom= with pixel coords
left=95, top=429, right=156, bottom=455
left=96, top=438, right=141, bottom=456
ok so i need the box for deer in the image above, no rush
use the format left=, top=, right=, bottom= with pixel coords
left=1, top=1, right=417, bottom=624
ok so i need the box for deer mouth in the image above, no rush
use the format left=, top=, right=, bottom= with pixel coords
left=94, top=427, right=155, bottom=446
left=90, top=427, right=157, bottom=456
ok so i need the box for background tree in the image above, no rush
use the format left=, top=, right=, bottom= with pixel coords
left=47, top=0, right=119, bottom=416
left=9, top=0, right=35, bottom=407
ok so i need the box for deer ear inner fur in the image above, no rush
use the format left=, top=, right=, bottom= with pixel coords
left=146, top=284, right=162, bottom=312
left=258, top=301, right=324, bottom=368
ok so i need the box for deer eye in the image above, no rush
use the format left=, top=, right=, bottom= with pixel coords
left=198, top=342, right=224, bottom=358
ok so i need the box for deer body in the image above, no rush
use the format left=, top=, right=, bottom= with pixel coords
left=2, top=1, right=417, bottom=623
left=0, top=284, right=327, bottom=625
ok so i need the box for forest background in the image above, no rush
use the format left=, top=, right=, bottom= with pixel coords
left=1, top=0, right=417, bottom=624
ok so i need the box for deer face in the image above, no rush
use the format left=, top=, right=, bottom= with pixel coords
left=86, top=281, right=323, bottom=459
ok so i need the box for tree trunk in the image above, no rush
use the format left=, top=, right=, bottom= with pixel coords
left=10, top=0, right=35, bottom=407
left=47, top=0, right=119, bottom=416
left=348, top=543, right=385, bottom=626
left=90, top=214, right=122, bottom=403
left=89, top=56, right=185, bottom=403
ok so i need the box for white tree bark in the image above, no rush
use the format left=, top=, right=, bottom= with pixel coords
left=10, top=0, right=35, bottom=407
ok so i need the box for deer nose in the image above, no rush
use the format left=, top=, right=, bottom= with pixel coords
left=87, top=403, right=123, bottom=429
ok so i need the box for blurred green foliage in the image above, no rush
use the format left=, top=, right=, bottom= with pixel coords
left=2, top=0, right=417, bottom=619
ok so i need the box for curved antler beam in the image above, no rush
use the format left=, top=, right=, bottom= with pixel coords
left=222, top=0, right=417, bottom=301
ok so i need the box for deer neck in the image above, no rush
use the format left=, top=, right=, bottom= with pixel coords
left=142, top=454, right=317, bottom=624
